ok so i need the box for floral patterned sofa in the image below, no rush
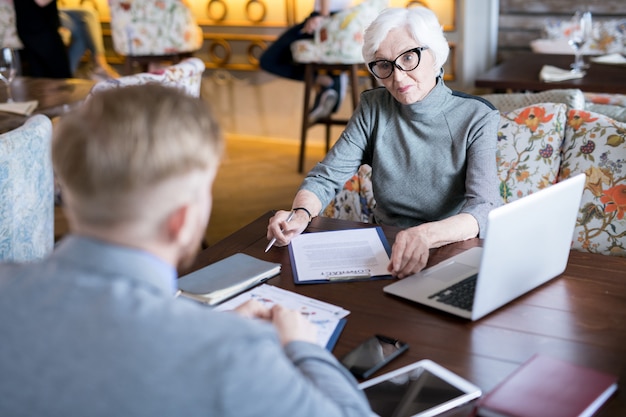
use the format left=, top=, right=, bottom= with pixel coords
left=323, top=88, right=626, bottom=256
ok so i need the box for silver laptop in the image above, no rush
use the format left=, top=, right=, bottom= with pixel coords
left=383, top=173, right=586, bottom=321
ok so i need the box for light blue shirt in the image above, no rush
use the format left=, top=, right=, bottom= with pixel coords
left=0, top=236, right=372, bottom=417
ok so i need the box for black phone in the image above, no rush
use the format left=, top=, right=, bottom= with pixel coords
left=340, top=335, right=409, bottom=379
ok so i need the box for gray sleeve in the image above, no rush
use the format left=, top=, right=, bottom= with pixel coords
left=299, top=96, right=374, bottom=209
left=218, top=333, right=372, bottom=417
left=460, top=108, right=502, bottom=236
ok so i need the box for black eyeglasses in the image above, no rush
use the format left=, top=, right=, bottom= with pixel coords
left=368, top=46, right=429, bottom=79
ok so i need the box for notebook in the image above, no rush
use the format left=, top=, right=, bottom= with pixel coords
left=176, top=253, right=281, bottom=306
left=383, top=173, right=586, bottom=321
left=477, top=354, right=617, bottom=417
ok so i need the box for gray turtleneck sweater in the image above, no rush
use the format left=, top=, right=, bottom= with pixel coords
left=300, top=79, right=501, bottom=237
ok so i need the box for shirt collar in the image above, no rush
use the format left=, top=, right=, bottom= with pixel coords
left=54, top=235, right=178, bottom=295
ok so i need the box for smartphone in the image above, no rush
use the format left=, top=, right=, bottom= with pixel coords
left=340, top=335, right=409, bottom=379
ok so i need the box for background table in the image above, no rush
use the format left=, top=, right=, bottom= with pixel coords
left=475, top=52, right=626, bottom=94
left=0, top=77, right=95, bottom=134
left=184, top=212, right=626, bottom=417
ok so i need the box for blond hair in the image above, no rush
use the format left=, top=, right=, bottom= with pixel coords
left=53, top=84, right=223, bottom=230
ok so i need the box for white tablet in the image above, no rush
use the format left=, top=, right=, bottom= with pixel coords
left=358, top=359, right=482, bottom=417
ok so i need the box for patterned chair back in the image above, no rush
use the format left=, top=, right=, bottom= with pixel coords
left=0, top=115, right=54, bottom=263
left=90, top=57, right=205, bottom=97
left=0, top=0, right=23, bottom=49
left=291, top=0, right=388, bottom=64
left=108, top=0, right=202, bottom=57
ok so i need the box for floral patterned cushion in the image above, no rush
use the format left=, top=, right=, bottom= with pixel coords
left=323, top=164, right=375, bottom=223
left=291, top=0, right=388, bottom=64
left=497, top=103, right=568, bottom=203
left=558, top=110, right=626, bottom=256
left=0, top=115, right=54, bottom=263
left=0, top=0, right=23, bottom=49
left=108, top=0, right=203, bottom=56
left=90, top=57, right=205, bottom=97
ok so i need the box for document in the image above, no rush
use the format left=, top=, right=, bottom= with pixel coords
left=288, top=227, right=392, bottom=284
left=215, top=284, right=349, bottom=350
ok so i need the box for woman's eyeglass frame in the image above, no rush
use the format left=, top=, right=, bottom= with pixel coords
left=368, top=46, right=429, bottom=79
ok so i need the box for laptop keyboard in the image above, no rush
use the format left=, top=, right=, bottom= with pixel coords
left=428, top=274, right=478, bottom=311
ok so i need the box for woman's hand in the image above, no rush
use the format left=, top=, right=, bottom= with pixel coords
left=388, top=227, right=431, bottom=278
left=388, top=214, right=480, bottom=278
left=266, top=209, right=310, bottom=248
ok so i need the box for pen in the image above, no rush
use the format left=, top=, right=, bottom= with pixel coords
left=265, top=210, right=296, bottom=252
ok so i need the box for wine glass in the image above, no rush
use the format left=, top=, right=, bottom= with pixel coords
left=0, top=48, right=18, bottom=103
left=568, top=11, right=593, bottom=73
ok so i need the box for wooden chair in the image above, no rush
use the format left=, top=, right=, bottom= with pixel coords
left=289, top=0, right=387, bottom=172
left=298, top=63, right=361, bottom=173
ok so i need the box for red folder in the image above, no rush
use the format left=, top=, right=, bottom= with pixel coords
left=477, top=354, right=618, bottom=417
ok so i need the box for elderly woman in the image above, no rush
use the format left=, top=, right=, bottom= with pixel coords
left=266, top=7, right=501, bottom=278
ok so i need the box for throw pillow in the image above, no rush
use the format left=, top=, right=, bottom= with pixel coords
left=497, top=103, right=568, bottom=203
left=558, top=109, right=626, bottom=256
left=323, top=164, right=375, bottom=223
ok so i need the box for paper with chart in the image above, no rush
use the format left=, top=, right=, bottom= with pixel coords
left=214, top=284, right=349, bottom=349
left=289, top=227, right=392, bottom=283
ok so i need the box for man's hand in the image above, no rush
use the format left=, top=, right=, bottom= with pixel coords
left=233, top=299, right=272, bottom=320
left=270, top=304, right=318, bottom=346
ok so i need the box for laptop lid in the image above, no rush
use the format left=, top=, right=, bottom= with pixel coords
left=383, top=173, right=586, bottom=321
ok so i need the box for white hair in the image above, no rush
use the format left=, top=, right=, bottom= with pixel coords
left=362, top=7, right=450, bottom=73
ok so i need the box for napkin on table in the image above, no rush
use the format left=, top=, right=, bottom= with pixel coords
left=539, top=65, right=585, bottom=82
left=590, top=53, right=626, bottom=65
left=0, top=100, right=38, bottom=116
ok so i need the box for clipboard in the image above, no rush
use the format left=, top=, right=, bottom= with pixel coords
left=215, top=284, right=350, bottom=351
left=289, top=227, right=393, bottom=284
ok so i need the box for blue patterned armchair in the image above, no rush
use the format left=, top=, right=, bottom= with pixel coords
left=0, top=115, right=54, bottom=263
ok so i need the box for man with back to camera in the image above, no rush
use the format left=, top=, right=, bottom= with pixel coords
left=0, top=84, right=372, bottom=417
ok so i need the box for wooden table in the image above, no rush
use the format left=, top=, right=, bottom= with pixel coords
left=0, top=77, right=95, bottom=134
left=184, top=212, right=626, bottom=416
left=475, top=52, right=626, bottom=94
